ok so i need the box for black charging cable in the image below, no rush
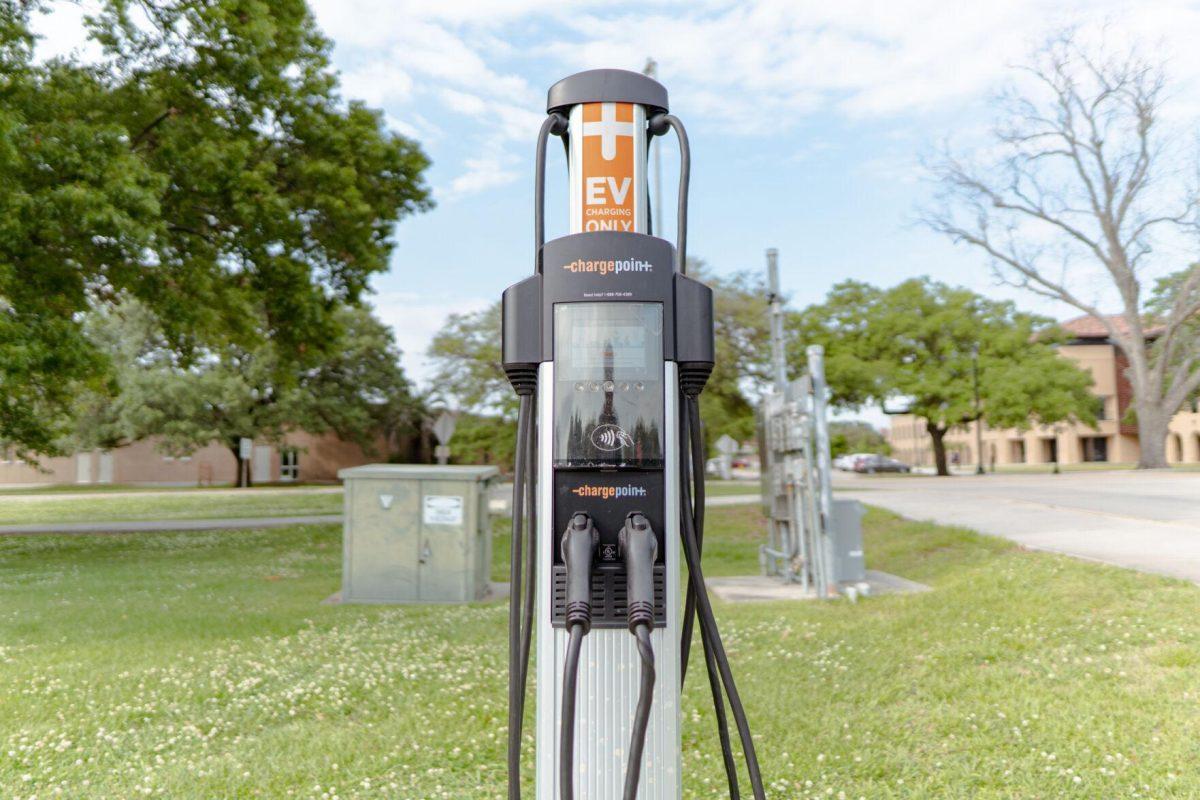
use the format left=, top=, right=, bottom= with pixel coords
left=620, top=512, right=658, bottom=800
left=535, top=112, right=568, bottom=273
left=508, top=109, right=564, bottom=800
left=680, top=391, right=767, bottom=799
left=648, top=113, right=690, bottom=275
left=679, top=399, right=742, bottom=799
left=560, top=512, right=597, bottom=800
left=507, top=395, right=532, bottom=800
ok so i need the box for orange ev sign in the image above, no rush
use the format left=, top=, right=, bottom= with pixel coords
left=579, top=102, right=636, bottom=233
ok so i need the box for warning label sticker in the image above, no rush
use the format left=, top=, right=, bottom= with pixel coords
left=423, top=495, right=464, bottom=526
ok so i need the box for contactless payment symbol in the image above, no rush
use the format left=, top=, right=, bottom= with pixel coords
left=591, top=424, right=634, bottom=452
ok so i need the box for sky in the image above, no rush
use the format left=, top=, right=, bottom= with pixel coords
left=30, top=1, right=1200, bottom=426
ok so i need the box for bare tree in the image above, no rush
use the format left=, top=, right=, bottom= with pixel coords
left=925, top=31, right=1200, bottom=468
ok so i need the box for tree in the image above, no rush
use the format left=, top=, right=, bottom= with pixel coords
left=1, top=6, right=161, bottom=459
left=425, top=302, right=549, bottom=467
left=793, top=278, right=1097, bottom=476
left=77, top=300, right=420, bottom=485
left=1, top=2, right=431, bottom=457
left=925, top=32, right=1200, bottom=468
left=829, top=421, right=889, bottom=458
left=691, top=263, right=772, bottom=451
left=427, top=302, right=510, bottom=417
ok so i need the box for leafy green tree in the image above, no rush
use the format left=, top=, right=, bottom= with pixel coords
left=77, top=300, right=420, bottom=485
left=690, top=263, right=771, bottom=452
left=829, top=421, right=889, bottom=458
left=445, top=413, right=518, bottom=471
left=1, top=7, right=161, bottom=458
left=1, top=2, right=431, bottom=458
left=427, top=302, right=509, bottom=417
left=793, top=278, right=1097, bottom=475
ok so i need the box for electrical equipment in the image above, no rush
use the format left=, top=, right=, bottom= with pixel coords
left=502, top=69, right=765, bottom=800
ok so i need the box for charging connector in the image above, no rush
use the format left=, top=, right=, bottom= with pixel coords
left=620, top=512, right=658, bottom=800
left=559, top=512, right=597, bottom=800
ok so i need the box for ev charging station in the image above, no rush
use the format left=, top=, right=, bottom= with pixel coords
left=502, top=70, right=766, bottom=800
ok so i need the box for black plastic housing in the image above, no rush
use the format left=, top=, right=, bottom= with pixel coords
left=547, top=69, right=668, bottom=115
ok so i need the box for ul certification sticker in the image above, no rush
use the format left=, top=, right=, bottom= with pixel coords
left=423, top=495, right=464, bottom=526
left=591, top=424, right=634, bottom=452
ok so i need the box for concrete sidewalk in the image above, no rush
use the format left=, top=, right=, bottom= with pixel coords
left=835, top=470, right=1200, bottom=584
left=0, top=514, right=343, bottom=536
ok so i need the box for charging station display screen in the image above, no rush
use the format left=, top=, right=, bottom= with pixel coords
left=554, top=303, right=664, bottom=468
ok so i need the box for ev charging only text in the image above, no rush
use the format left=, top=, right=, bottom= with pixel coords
left=585, top=177, right=634, bottom=231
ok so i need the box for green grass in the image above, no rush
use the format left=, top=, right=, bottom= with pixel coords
left=4, top=509, right=1200, bottom=797
left=0, top=482, right=333, bottom=496
left=0, top=489, right=342, bottom=525
left=704, top=480, right=762, bottom=497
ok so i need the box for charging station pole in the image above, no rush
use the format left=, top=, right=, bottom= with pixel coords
left=503, top=69, right=766, bottom=800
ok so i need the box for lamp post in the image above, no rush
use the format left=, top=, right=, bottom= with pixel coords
left=972, top=342, right=985, bottom=475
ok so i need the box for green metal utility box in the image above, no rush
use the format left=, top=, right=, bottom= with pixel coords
left=338, top=464, right=498, bottom=604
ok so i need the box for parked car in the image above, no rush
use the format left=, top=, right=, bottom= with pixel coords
left=836, top=452, right=875, bottom=471
left=853, top=454, right=911, bottom=474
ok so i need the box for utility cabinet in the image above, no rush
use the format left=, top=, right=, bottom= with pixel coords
left=830, top=499, right=866, bottom=585
left=338, top=464, right=498, bottom=604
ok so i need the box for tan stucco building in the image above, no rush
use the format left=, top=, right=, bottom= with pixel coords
left=887, top=315, right=1200, bottom=468
left=0, top=430, right=386, bottom=488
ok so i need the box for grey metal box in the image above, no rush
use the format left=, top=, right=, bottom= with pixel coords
left=830, top=499, right=866, bottom=585
left=338, top=464, right=498, bottom=604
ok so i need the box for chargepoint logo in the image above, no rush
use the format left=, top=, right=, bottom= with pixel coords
left=571, top=484, right=648, bottom=501
left=562, top=257, right=653, bottom=277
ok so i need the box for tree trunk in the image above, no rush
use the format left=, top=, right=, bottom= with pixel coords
left=1135, top=401, right=1170, bottom=469
left=927, top=422, right=950, bottom=476
left=229, top=446, right=250, bottom=488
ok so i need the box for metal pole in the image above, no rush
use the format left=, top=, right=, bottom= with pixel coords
left=643, top=58, right=663, bottom=238
left=973, top=342, right=984, bottom=475
left=767, top=249, right=787, bottom=392
left=806, top=345, right=836, bottom=593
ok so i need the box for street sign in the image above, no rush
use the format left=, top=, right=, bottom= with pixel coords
left=434, top=444, right=451, bottom=465
left=715, top=434, right=738, bottom=455
left=238, top=437, right=252, bottom=460
left=432, top=411, right=457, bottom=445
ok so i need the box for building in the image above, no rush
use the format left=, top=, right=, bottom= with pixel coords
left=0, top=430, right=389, bottom=488
left=887, top=315, right=1200, bottom=467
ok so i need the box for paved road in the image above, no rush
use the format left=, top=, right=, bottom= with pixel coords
left=835, top=470, right=1200, bottom=583
left=0, top=514, right=342, bottom=536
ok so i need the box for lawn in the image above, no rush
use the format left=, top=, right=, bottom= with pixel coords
left=703, top=480, right=762, bottom=497
left=0, top=488, right=342, bottom=525
left=4, top=507, right=1200, bottom=798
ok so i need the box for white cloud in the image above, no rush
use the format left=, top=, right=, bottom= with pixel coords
left=30, top=0, right=1200, bottom=202
left=444, top=149, right=522, bottom=198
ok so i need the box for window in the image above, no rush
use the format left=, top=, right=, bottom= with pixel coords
left=280, top=448, right=299, bottom=482
left=1081, top=436, right=1108, bottom=462
left=1095, top=396, right=1110, bottom=420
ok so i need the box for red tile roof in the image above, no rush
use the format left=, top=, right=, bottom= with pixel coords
left=1060, top=314, right=1165, bottom=339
